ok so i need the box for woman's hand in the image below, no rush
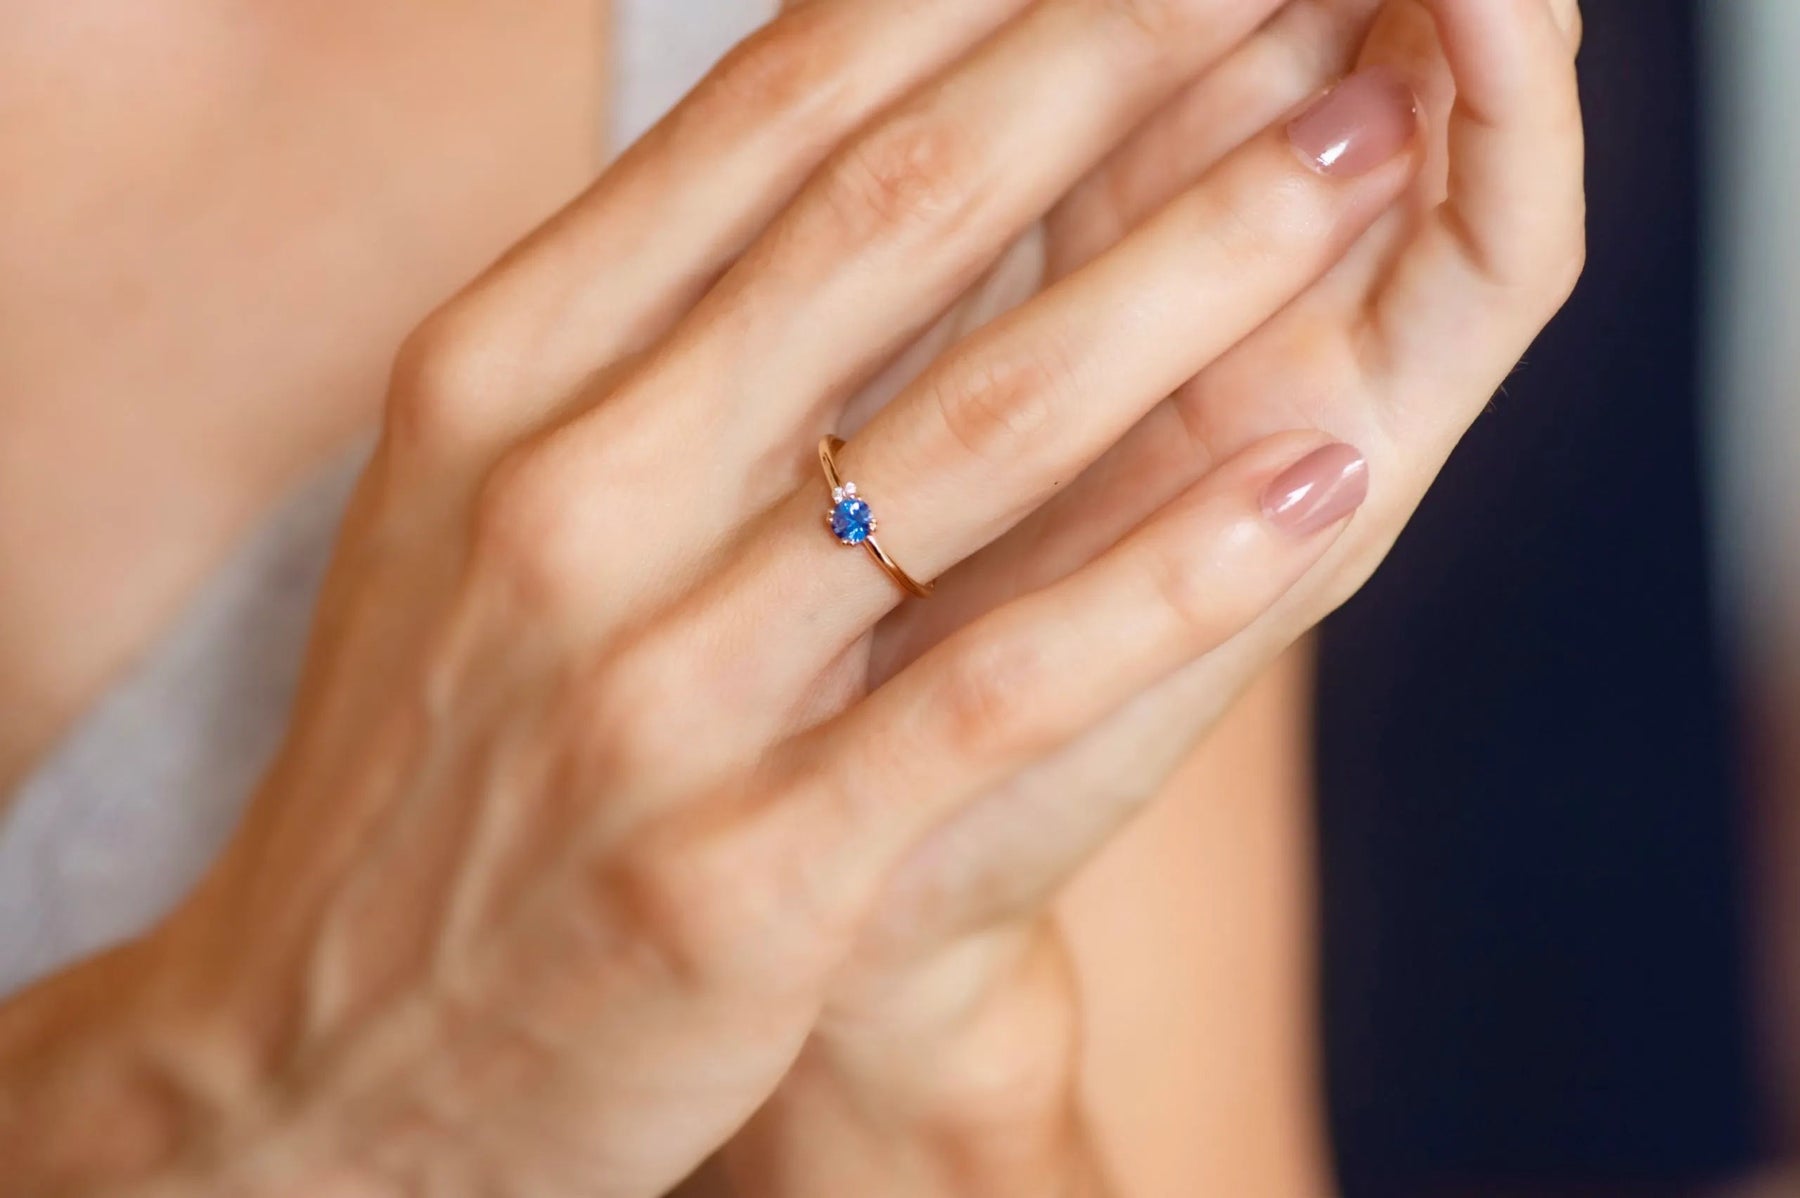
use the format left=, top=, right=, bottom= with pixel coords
left=0, top=1, right=1579, bottom=1197
left=701, top=0, right=1586, bottom=1190
left=814, top=0, right=1585, bottom=986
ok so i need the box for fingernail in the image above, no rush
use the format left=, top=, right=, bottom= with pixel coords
left=1261, top=443, right=1369, bottom=535
left=1287, top=68, right=1419, bottom=177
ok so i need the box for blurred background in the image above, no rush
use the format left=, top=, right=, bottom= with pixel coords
left=1314, top=0, right=1800, bottom=1193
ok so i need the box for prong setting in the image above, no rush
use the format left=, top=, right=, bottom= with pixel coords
left=827, top=481, right=877, bottom=546
left=817, top=434, right=934, bottom=598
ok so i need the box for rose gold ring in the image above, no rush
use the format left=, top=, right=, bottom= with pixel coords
left=819, top=436, right=935, bottom=600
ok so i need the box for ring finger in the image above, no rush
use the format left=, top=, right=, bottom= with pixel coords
left=643, top=68, right=1423, bottom=757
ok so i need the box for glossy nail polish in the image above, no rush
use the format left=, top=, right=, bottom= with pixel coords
left=1287, top=69, right=1419, bottom=177
left=1261, top=443, right=1370, bottom=535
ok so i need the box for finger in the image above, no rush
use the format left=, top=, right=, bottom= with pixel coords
left=844, top=0, right=1377, bottom=446
left=1549, top=0, right=1583, bottom=49
left=857, top=0, right=1390, bottom=662
left=838, top=0, right=1591, bottom=922
left=1367, top=0, right=1587, bottom=402
left=1046, top=0, right=1383, bottom=279
left=391, top=0, right=1030, bottom=454
left=785, top=433, right=1369, bottom=905
left=880, top=0, right=1387, bottom=635
left=615, top=67, right=1415, bottom=755
left=532, top=64, right=1418, bottom=784
left=939, top=0, right=1463, bottom=591
left=1075, top=0, right=1582, bottom=534
left=986, top=0, right=1585, bottom=664
left=814, top=69, right=1416, bottom=618
left=840, top=0, right=1383, bottom=444
left=576, top=0, right=1293, bottom=505
left=916, top=0, right=1591, bottom=856
left=855, top=649, right=1256, bottom=955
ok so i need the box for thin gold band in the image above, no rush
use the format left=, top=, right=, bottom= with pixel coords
left=818, top=436, right=935, bottom=600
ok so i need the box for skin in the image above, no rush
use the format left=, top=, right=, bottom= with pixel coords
left=0, top=0, right=607, bottom=795
left=0, top=0, right=1585, bottom=1194
left=0, top=3, right=1320, bottom=1191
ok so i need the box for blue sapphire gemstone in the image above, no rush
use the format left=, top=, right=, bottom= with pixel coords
left=830, top=496, right=875, bottom=545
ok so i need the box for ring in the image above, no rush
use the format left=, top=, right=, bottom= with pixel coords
left=818, top=436, right=935, bottom=599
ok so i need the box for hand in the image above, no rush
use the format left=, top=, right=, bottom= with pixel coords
left=817, top=0, right=1585, bottom=978
left=0, top=0, right=1411, bottom=1191
left=707, top=0, right=1586, bottom=1189
left=0, top=3, right=1577, bottom=1198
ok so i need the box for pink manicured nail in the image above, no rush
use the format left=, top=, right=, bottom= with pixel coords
left=1261, top=443, right=1369, bottom=535
left=1287, top=68, right=1419, bottom=177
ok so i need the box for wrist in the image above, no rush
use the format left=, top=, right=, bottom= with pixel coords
left=719, top=923, right=1107, bottom=1197
left=0, top=904, right=391, bottom=1198
left=0, top=930, right=228, bottom=1195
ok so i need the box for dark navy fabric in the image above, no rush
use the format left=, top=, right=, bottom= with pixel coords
left=1315, top=0, right=1761, bottom=1192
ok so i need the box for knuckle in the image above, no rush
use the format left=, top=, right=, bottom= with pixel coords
left=603, top=833, right=744, bottom=989
left=910, top=961, right=1080, bottom=1132
left=385, top=307, right=511, bottom=456
left=577, top=635, right=697, bottom=779
left=821, top=113, right=985, bottom=240
left=927, top=346, right=1067, bottom=467
left=1502, top=208, right=1589, bottom=320
left=599, top=811, right=844, bottom=996
left=1142, top=522, right=1261, bottom=648
left=1552, top=0, right=1584, bottom=52
left=468, top=449, right=584, bottom=611
left=701, top=9, right=841, bottom=125
left=1090, top=0, right=1187, bottom=47
left=933, top=634, right=1054, bottom=762
left=1548, top=220, right=1589, bottom=309
left=1197, top=169, right=1319, bottom=271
